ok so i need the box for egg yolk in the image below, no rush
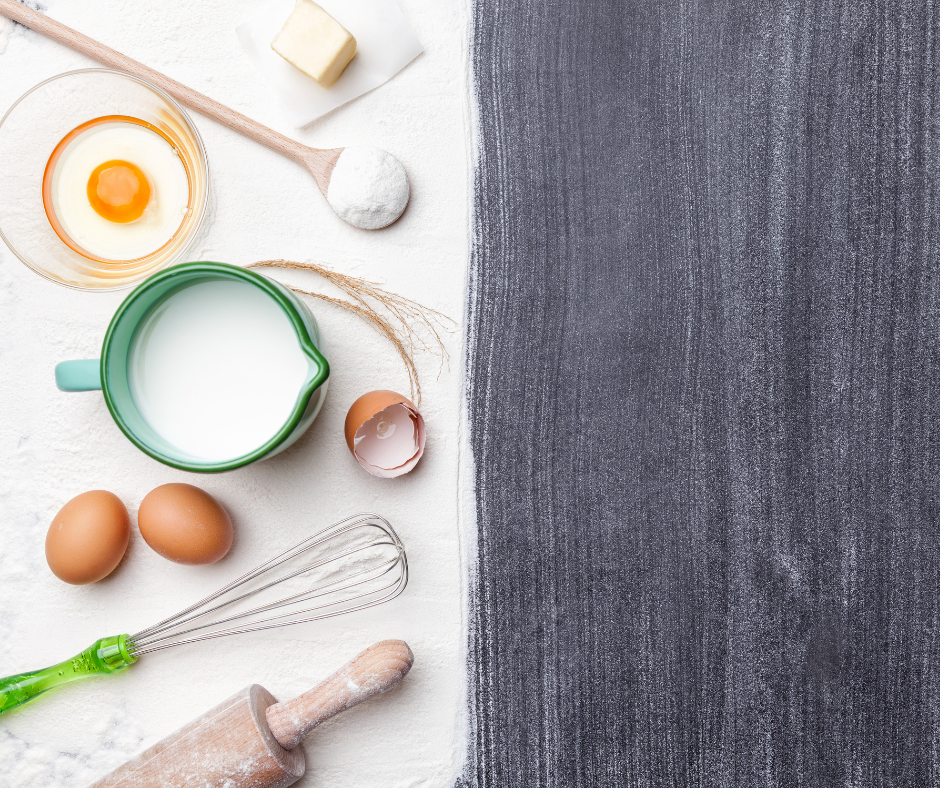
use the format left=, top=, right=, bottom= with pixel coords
left=87, top=160, right=151, bottom=223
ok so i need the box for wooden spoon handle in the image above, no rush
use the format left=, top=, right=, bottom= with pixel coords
left=0, top=0, right=322, bottom=166
left=265, top=640, right=414, bottom=751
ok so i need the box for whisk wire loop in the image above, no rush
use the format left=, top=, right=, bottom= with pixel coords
left=128, top=513, right=408, bottom=657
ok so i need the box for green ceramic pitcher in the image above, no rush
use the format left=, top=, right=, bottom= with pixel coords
left=55, top=261, right=329, bottom=472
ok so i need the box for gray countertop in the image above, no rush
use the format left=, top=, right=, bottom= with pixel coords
left=462, top=1, right=940, bottom=785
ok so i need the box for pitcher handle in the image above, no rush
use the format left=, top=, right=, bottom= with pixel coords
left=55, top=360, right=102, bottom=391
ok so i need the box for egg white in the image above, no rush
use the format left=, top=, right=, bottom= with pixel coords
left=51, top=121, right=190, bottom=261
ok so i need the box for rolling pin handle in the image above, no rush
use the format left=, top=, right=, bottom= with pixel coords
left=265, top=640, right=414, bottom=751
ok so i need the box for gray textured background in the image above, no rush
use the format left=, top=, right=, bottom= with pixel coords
left=463, top=0, right=940, bottom=785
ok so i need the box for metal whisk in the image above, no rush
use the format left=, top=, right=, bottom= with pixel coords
left=0, top=513, right=408, bottom=716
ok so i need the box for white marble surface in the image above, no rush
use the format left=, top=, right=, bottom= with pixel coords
left=0, top=0, right=471, bottom=785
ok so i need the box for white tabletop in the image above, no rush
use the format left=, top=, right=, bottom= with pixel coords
left=0, top=1, right=469, bottom=785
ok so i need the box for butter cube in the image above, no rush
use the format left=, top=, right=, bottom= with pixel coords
left=271, top=0, right=357, bottom=87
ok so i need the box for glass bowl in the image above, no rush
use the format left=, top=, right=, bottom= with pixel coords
left=0, top=69, right=209, bottom=290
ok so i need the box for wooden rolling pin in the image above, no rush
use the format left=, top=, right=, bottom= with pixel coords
left=89, top=640, right=414, bottom=788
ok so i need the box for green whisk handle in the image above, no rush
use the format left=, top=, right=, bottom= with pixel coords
left=0, top=634, right=136, bottom=716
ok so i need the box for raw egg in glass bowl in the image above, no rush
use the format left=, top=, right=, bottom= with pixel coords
left=0, top=70, right=208, bottom=290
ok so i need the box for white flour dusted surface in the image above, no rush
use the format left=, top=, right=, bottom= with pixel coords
left=0, top=0, right=471, bottom=786
left=327, top=147, right=411, bottom=230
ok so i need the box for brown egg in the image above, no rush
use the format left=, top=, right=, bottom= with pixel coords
left=46, top=491, right=130, bottom=585
left=344, top=390, right=426, bottom=478
left=138, top=483, right=233, bottom=565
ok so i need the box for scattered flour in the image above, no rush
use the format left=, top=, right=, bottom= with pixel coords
left=0, top=15, right=12, bottom=56
left=0, top=707, right=145, bottom=787
left=326, top=147, right=410, bottom=230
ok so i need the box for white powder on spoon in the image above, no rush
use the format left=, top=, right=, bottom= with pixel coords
left=326, top=147, right=410, bottom=230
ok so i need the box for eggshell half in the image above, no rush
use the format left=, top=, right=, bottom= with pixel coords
left=45, top=490, right=130, bottom=585
left=138, top=483, right=233, bottom=565
left=344, top=390, right=426, bottom=478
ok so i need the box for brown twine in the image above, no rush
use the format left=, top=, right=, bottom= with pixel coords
left=244, top=260, right=453, bottom=406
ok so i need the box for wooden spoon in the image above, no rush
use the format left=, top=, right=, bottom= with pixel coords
left=0, top=0, right=410, bottom=229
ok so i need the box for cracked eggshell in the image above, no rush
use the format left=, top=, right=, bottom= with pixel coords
left=344, top=390, right=426, bottom=478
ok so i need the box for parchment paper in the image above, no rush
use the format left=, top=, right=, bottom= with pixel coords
left=236, top=0, right=423, bottom=127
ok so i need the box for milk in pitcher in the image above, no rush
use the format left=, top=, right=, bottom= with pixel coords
left=129, top=279, right=312, bottom=461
